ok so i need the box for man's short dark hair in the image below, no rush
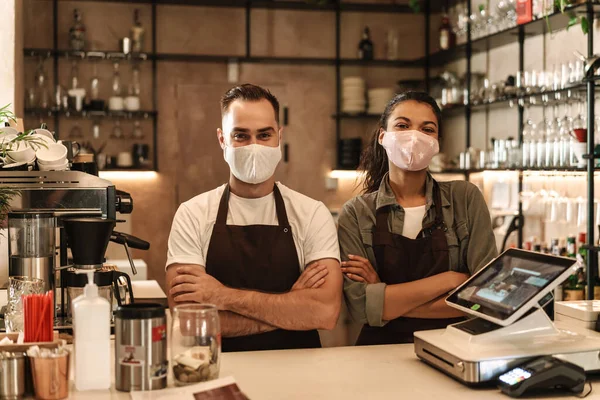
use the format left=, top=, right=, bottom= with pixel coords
left=220, top=84, right=280, bottom=123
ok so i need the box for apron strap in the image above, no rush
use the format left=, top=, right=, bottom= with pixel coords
left=215, top=184, right=232, bottom=226
left=215, top=184, right=290, bottom=227
left=432, top=181, right=446, bottom=229
left=375, top=206, right=391, bottom=233
left=273, top=184, right=290, bottom=227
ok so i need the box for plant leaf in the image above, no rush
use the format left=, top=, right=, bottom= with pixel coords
left=409, top=0, right=419, bottom=13
left=567, top=15, right=578, bottom=30
left=581, top=16, right=589, bottom=35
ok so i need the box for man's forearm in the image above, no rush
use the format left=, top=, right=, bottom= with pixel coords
left=219, top=311, right=277, bottom=337
left=219, top=288, right=339, bottom=331
left=403, top=297, right=465, bottom=319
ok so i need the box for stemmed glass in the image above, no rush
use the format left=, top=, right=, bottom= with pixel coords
left=522, top=105, right=537, bottom=168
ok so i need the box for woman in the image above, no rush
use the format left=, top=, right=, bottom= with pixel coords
left=338, top=91, right=497, bottom=345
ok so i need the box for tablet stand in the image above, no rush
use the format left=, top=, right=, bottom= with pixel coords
left=444, top=307, right=558, bottom=345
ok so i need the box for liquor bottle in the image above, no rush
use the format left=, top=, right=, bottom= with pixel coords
left=577, top=232, right=587, bottom=262
left=357, top=27, right=374, bottom=61
left=130, top=9, right=145, bottom=53
left=551, top=238, right=560, bottom=256
left=439, top=9, right=455, bottom=50
left=567, top=235, right=576, bottom=258
left=69, top=9, right=86, bottom=51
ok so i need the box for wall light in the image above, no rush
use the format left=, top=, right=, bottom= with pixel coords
left=99, top=171, right=159, bottom=181
left=329, top=170, right=364, bottom=179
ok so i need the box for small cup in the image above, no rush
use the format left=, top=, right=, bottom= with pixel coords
left=124, top=96, right=140, bottom=111
left=109, top=97, right=124, bottom=111
left=36, top=143, right=68, bottom=164
left=29, top=352, right=70, bottom=400
left=117, top=152, right=133, bottom=168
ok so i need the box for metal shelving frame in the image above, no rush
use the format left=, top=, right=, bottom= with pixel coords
left=28, top=0, right=423, bottom=173
left=425, top=0, right=599, bottom=298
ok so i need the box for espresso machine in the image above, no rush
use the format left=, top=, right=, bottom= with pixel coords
left=0, top=171, right=149, bottom=328
left=60, top=217, right=149, bottom=323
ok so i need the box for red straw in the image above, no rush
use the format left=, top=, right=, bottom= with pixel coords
left=22, top=291, right=54, bottom=343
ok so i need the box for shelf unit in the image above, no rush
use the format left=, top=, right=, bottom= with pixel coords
left=425, top=1, right=599, bottom=299
left=26, top=0, right=427, bottom=172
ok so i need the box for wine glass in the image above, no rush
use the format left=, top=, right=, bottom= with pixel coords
left=522, top=105, right=537, bottom=168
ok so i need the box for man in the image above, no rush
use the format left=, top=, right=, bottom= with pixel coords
left=166, top=84, right=342, bottom=352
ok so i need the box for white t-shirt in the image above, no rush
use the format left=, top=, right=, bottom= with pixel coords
left=166, top=183, right=340, bottom=272
left=401, top=205, right=427, bottom=239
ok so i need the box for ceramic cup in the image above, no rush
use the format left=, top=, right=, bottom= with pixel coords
left=124, top=96, right=140, bottom=111
left=7, top=142, right=36, bottom=163
left=117, top=152, right=133, bottom=167
left=109, top=96, right=125, bottom=111
left=36, top=143, right=68, bottom=165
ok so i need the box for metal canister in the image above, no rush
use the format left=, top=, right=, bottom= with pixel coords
left=115, top=303, right=167, bottom=392
left=0, top=352, right=25, bottom=400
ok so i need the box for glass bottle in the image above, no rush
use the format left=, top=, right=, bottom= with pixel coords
left=559, top=102, right=573, bottom=167
left=69, top=9, right=86, bottom=51
left=522, top=128, right=530, bottom=168
left=132, top=65, right=140, bottom=97
left=111, top=120, right=123, bottom=139
left=439, top=8, right=456, bottom=50
left=90, top=61, right=100, bottom=101
left=357, top=27, right=374, bottom=60
left=130, top=9, right=145, bottom=53
left=132, top=120, right=144, bottom=139
left=70, top=61, right=80, bottom=90
left=35, top=60, right=50, bottom=110
left=535, top=117, right=547, bottom=168
left=546, top=104, right=560, bottom=167
left=112, top=62, right=122, bottom=97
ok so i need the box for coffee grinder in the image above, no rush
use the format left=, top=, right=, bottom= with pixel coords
left=8, top=211, right=56, bottom=292
left=60, top=217, right=149, bottom=324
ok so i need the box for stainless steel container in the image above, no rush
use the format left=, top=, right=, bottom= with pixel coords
left=0, top=352, right=26, bottom=400
left=115, top=303, right=167, bottom=392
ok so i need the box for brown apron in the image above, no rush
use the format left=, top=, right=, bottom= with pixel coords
left=205, top=184, right=321, bottom=352
left=356, top=182, right=464, bottom=345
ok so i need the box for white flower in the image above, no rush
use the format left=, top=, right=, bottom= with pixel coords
left=419, top=152, right=424, bottom=159
left=411, top=135, right=418, bottom=143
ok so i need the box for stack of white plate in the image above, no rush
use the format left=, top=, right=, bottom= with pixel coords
left=342, top=77, right=366, bottom=114
left=368, top=88, right=394, bottom=115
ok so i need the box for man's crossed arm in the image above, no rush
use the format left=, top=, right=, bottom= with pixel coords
left=166, top=259, right=342, bottom=337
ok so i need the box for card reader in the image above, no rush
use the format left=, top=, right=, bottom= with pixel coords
left=498, top=356, right=586, bottom=397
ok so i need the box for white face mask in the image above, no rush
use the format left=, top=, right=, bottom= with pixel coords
left=223, top=143, right=282, bottom=184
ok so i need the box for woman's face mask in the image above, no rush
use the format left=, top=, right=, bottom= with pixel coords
left=223, top=143, right=282, bottom=184
left=380, top=130, right=439, bottom=171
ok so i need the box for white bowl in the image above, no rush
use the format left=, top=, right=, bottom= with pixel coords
left=37, top=157, right=67, bottom=167
left=36, top=143, right=68, bottom=163
left=38, top=161, right=68, bottom=171
left=30, top=134, right=55, bottom=150
left=8, top=144, right=36, bottom=163
left=0, top=127, right=18, bottom=137
left=33, top=129, right=55, bottom=141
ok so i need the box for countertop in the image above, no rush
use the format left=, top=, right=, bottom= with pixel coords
left=67, top=344, right=598, bottom=400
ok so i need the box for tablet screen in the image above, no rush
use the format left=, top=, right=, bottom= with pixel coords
left=447, top=249, right=576, bottom=322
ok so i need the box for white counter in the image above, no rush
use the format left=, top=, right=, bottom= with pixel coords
left=67, top=344, right=595, bottom=400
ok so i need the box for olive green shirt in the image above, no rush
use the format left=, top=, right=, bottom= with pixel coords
left=338, top=173, right=498, bottom=327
